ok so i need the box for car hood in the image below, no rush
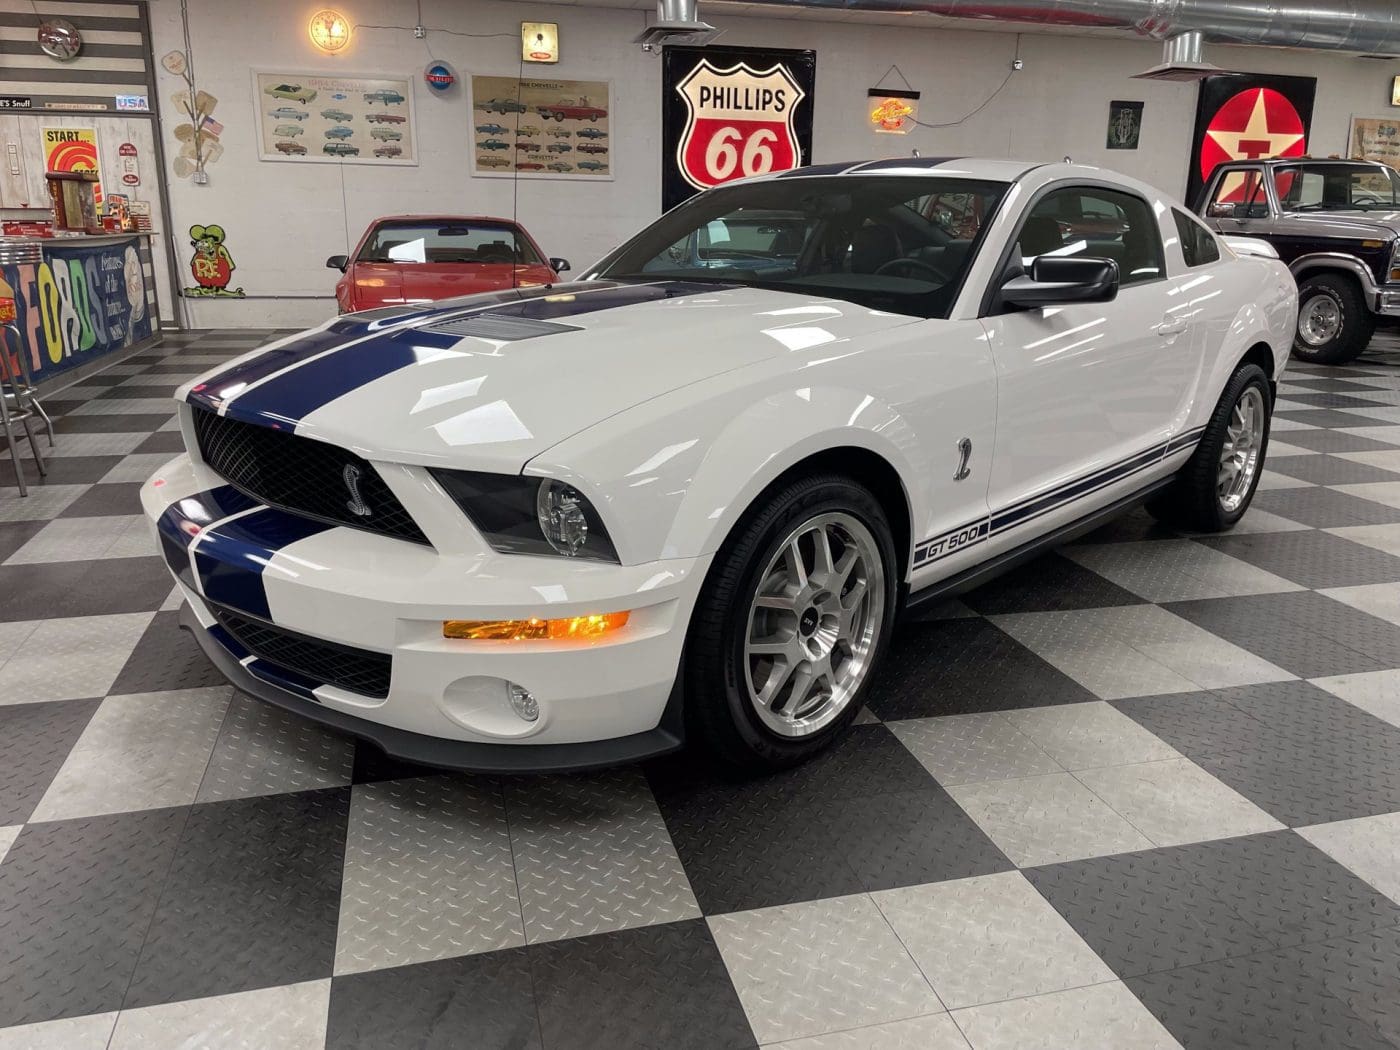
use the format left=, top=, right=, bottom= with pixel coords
left=1277, top=211, right=1400, bottom=239
left=186, top=280, right=919, bottom=473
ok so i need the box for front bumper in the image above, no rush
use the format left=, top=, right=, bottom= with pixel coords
left=144, top=453, right=709, bottom=769
left=1377, top=289, right=1400, bottom=317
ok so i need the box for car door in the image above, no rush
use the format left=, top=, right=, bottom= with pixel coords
left=976, top=183, right=1198, bottom=548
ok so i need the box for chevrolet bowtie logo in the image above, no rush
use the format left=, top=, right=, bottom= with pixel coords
left=343, top=464, right=373, bottom=517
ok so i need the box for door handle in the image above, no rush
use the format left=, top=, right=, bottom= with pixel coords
left=1157, top=316, right=1188, bottom=337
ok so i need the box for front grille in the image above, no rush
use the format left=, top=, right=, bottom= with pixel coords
left=193, top=407, right=429, bottom=544
left=212, top=604, right=392, bottom=699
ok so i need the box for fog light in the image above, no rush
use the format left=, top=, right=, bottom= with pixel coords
left=443, top=612, right=629, bottom=640
left=509, top=684, right=539, bottom=722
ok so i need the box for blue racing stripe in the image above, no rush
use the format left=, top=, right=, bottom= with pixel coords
left=479, top=281, right=736, bottom=321
left=154, top=485, right=260, bottom=588
left=192, top=508, right=334, bottom=619
left=851, top=156, right=966, bottom=171
left=777, top=161, right=866, bottom=178
left=207, top=623, right=251, bottom=661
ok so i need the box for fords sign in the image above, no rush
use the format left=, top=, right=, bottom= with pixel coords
left=662, top=46, right=815, bottom=211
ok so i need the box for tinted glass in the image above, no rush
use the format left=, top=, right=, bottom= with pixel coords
left=1273, top=163, right=1400, bottom=211
left=1172, top=209, right=1221, bottom=267
left=1208, top=169, right=1269, bottom=218
left=1017, top=187, right=1164, bottom=285
left=356, top=222, right=543, bottom=265
left=591, top=175, right=1010, bottom=319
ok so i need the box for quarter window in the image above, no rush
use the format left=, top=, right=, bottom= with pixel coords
left=1017, top=187, right=1165, bottom=286
left=1172, top=209, right=1221, bottom=267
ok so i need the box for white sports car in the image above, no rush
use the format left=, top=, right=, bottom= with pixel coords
left=143, top=158, right=1296, bottom=771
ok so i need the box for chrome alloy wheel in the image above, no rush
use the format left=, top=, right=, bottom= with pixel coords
left=742, top=512, right=885, bottom=738
left=1218, top=386, right=1266, bottom=513
left=1299, top=294, right=1342, bottom=347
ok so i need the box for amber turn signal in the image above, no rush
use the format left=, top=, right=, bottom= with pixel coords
left=443, top=612, right=629, bottom=641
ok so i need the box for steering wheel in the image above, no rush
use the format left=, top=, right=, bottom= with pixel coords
left=873, top=256, right=949, bottom=282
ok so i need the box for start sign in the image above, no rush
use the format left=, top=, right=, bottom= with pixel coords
left=662, top=46, right=815, bottom=211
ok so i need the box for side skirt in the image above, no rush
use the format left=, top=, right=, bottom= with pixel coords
left=902, top=476, right=1175, bottom=614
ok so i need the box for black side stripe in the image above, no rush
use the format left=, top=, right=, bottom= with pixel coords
left=1165, top=425, right=1208, bottom=455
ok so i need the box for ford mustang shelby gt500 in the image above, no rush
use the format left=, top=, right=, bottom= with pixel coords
left=144, top=159, right=1296, bottom=772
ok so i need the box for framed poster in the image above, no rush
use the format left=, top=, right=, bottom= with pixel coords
left=1352, top=116, right=1400, bottom=167
left=661, top=46, right=816, bottom=212
left=1187, top=73, right=1315, bottom=206
left=42, top=127, right=103, bottom=205
left=1106, top=100, right=1143, bottom=150
left=470, top=76, right=612, bottom=179
left=253, top=71, right=417, bottom=165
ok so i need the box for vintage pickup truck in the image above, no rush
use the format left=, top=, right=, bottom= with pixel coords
left=1196, top=157, right=1400, bottom=364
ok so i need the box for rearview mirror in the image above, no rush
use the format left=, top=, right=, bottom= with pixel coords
left=326, top=254, right=349, bottom=272
left=550, top=257, right=570, bottom=273
left=1001, top=256, right=1119, bottom=308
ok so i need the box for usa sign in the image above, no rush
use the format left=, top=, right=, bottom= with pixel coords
left=662, top=46, right=815, bottom=211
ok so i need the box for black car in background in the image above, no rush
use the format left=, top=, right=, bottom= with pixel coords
left=1196, top=157, right=1400, bottom=364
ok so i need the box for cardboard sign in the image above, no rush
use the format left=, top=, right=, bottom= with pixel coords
left=41, top=127, right=103, bottom=206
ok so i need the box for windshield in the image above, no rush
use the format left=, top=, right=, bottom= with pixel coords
left=356, top=222, right=543, bottom=265
left=1274, top=164, right=1400, bottom=212
left=591, top=175, right=1010, bottom=318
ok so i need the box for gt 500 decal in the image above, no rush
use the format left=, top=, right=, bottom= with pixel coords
left=914, top=518, right=990, bottom=568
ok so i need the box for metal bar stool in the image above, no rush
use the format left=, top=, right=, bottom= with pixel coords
left=0, top=238, right=52, bottom=450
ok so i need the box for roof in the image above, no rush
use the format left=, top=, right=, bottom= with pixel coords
left=369, top=215, right=527, bottom=226
left=1214, top=157, right=1388, bottom=168
left=760, top=157, right=1044, bottom=182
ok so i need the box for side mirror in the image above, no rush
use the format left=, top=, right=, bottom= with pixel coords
left=1208, top=202, right=1237, bottom=218
left=550, top=257, right=570, bottom=273
left=326, top=254, right=349, bottom=272
left=1001, top=256, right=1119, bottom=308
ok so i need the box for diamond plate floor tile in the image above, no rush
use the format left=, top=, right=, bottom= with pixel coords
left=950, top=981, right=1181, bottom=1050
left=97, top=452, right=182, bottom=485
left=335, top=775, right=522, bottom=975
left=1279, top=428, right=1400, bottom=452
left=1313, top=668, right=1400, bottom=727
left=1004, top=701, right=1180, bottom=771
left=506, top=767, right=699, bottom=945
left=1253, top=485, right=1400, bottom=528
left=30, top=687, right=231, bottom=822
left=531, top=920, right=757, bottom=1050
left=1328, top=522, right=1400, bottom=560
left=0, top=808, right=187, bottom=1027
left=946, top=773, right=1153, bottom=867
left=1299, top=813, right=1400, bottom=906
left=1062, top=540, right=1303, bottom=602
left=1267, top=453, right=1400, bottom=486
left=196, top=692, right=354, bottom=803
left=108, top=609, right=229, bottom=695
left=0, top=558, right=171, bottom=624
left=123, top=787, right=350, bottom=1009
left=1074, top=758, right=1283, bottom=847
left=2, top=515, right=146, bottom=565
left=0, top=698, right=100, bottom=825
left=709, top=894, right=940, bottom=1044
left=0, top=486, right=86, bottom=522
left=863, top=617, right=1097, bottom=720
left=874, top=871, right=1114, bottom=1009
left=887, top=712, right=1062, bottom=786
left=1200, top=524, right=1400, bottom=591
left=0, top=612, right=154, bottom=704
left=1282, top=925, right=1400, bottom=1046
left=1322, top=582, right=1400, bottom=628
left=0, top=826, right=17, bottom=866
left=0, top=1012, right=117, bottom=1050
left=108, top=979, right=331, bottom=1050
left=761, top=1013, right=969, bottom=1050
left=958, top=552, right=1142, bottom=614
left=326, top=949, right=542, bottom=1050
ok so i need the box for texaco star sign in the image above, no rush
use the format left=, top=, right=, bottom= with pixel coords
left=1201, top=87, right=1307, bottom=201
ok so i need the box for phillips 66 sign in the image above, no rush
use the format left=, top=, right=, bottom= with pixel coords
left=662, top=46, right=815, bottom=210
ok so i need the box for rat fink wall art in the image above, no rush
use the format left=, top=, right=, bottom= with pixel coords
left=183, top=223, right=244, bottom=298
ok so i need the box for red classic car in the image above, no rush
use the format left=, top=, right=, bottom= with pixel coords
left=327, top=215, right=567, bottom=313
left=536, top=97, right=608, bottom=122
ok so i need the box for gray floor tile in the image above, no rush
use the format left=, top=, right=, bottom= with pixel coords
left=98, top=453, right=179, bottom=485
left=30, top=687, right=231, bottom=822
left=887, top=712, right=1061, bottom=786
left=0, top=826, right=17, bottom=866
left=1004, top=702, right=1180, bottom=770
left=506, top=767, right=699, bottom=944
left=67, top=398, right=177, bottom=417
left=946, top=773, right=1153, bottom=866
left=10, top=432, right=146, bottom=458
left=0, top=612, right=154, bottom=704
left=709, top=894, right=941, bottom=1044
left=0, top=1013, right=116, bottom=1050
left=1299, top=813, right=1400, bottom=905
left=1312, top=668, right=1400, bottom=726
left=108, top=980, right=330, bottom=1049
left=0, top=486, right=87, bottom=522
left=3, top=515, right=149, bottom=565
left=1063, top=540, right=1302, bottom=601
left=196, top=692, right=354, bottom=804
left=1321, top=582, right=1400, bottom=627
left=335, top=776, right=522, bottom=974
left=874, top=871, right=1114, bottom=1009
left=762, top=1013, right=968, bottom=1049
left=950, top=981, right=1181, bottom=1050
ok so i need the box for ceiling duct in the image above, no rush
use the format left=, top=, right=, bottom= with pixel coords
left=635, top=0, right=721, bottom=48
left=715, top=0, right=1400, bottom=56
left=1132, top=29, right=1221, bottom=81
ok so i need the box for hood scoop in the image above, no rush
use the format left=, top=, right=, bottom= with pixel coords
left=424, top=315, right=584, bottom=342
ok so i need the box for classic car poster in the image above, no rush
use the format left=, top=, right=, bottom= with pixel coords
left=470, top=76, right=612, bottom=179
left=661, top=46, right=816, bottom=211
left=1187, top=73, right=1316, bottom=206
left=1106, top=100, right=1143, bottom=150
left=42, top=127, right=103, bottom=206
left=253, top=71, right=416, bottom=165
left=1350, top=117, right=1400, bottom=168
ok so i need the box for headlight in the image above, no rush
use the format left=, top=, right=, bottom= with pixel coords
left=430, top=469, right=619, bottom=562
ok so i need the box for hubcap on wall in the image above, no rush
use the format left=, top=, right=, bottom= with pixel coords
left=1218, top=386, right=1266, bottom=513
left=1299, top=294, right=1342, bottom=347
left=743, top=512, right=885, bottom=738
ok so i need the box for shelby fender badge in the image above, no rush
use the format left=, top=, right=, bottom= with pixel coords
left=343, top=464, right=372, bottom=517
left=675, top=59, right=806, bottom=192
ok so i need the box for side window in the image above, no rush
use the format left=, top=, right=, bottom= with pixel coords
left=1172, top=209, right=1222, bottom=267
left=1208, top=168, right=1269, bottom=218
left=1017, top=187, right=1164, bottom=286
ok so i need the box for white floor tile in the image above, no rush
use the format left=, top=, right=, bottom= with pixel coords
left=3, top=515, right=148, bottom=565
left=0, top=1012, right=117, bottom=1050
left=1312, top=668, right=1400, bottom=726
left=951, top=981, right=1181, bottom=1050
left=763, top=1013, right=969, bottom=1049
left=1299, top=812, right=1400, bottom=905
left=99, top=453, right=181, bottom=485
left=1005, top=702, right=1180, bottom=770
left=1319, top=583, right=1400, bottom=626
left=0, top=612, right=154, bottom=704
left=108, top=979, right=330, bottom=1050
left=0, top=825, right=19, bottom=866
left=1064, top=540, right=1302, bottom=602
left=888, top=713, right=1060, bottom=786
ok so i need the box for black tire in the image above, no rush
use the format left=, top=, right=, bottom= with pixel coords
left=1293, top=273, right=1375, bottom=365
left=1148, top=362, right=1272, bottom=532
left=684, top=474, right=898, bottom=771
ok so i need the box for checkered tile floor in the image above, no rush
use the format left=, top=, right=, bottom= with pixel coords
left=2, top=328, right=1400, bottom=1049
